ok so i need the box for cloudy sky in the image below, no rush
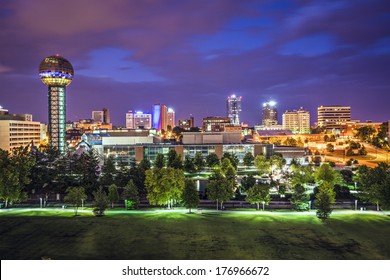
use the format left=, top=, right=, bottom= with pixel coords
left=0, top=0, right=389, bottom=126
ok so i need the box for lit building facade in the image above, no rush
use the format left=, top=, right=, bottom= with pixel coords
left=152, top=103, right=168, bottom=131
left=317, top=105, right=351, bottom=127
left=126, top=111, right=134, bottom=129
left=38, top=55, right=74, bottom=153
left=0, top=110, right=42, bottom=151
left=167, top=108, right=175, bottom=129
left=178, top=115, right=194, bottom=130
left=262, top=101, right=278, bottom=127
left=282, top=108, right=310, bottom=134
left=202, top=116, right=231, bottom=132
left=227, top=94, right=242, bottom=125
left=92, top=108, right=110, bottom=124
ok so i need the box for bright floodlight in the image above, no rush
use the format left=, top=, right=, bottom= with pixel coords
left=39, top=55, right=74, bottom=87
left=269, top=101, right=276, bottom=107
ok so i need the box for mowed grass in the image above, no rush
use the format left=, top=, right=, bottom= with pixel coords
left=0, top=210, right=390, bottom=260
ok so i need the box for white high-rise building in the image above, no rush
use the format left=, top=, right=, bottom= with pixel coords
left=282, top=108, right=310, bottom=134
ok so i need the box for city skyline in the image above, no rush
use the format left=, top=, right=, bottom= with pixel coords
left=0, top=0, right=389, bottom=126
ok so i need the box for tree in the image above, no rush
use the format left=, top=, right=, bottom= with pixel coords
left=122, top=179, right=139, bottom=209
left=314, top=163, right=343, bottom=187
left=145, top=168, right=185, bottom=209
left=139, top=159, right=151, bottom=170
left=254, top=155, right=271, bottom=176
left=167, top=149, right=183, bottom=169
left=107, top=184, right=119, bottom=208
left=183, top=156, right=196, bottom=173
left=182, top=179, right=199, bottom=213
left=240, top=175, right=256, bottom=192
left=359, top=145, right=367, bottom=155
left=355, top=126, right=376, bottom=142
left=326, top=143, right=334, bottom=152
left=207, top=168, right=234, bottom=210
left=290, top=165, right=314, bottom=187
left=221, top=152, right=239, bottom=169
left=153, top=154, right=165, bottom=168
left=0, top=148, right=34, bottom=208
left=315, top=182, right=336, bottom=221
left=193, top=152, right=205, bottom=172
left=283, top=137, right=297, bottom=146
left=356, top=163, right=390, bottom=210
left=206, top=153, right=220, bottom=168
left=243, top=152, right=254, bottom=167
left=245, top=182, right=271, bottom=210
left=64, top=186, right=87, bottom=215
left=270, top=154, right=286, bottom=173
left=100, top=156, right=116, bottom=187
left=92, top=186, right=109, bottom=216
left=291, top=184, right=310, bottom=211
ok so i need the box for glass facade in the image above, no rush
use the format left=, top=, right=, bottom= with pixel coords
left=104, top=145, right=136, bottom=165
left=222, top=144, right=254, bottom=163
left=143, top=145, right=174, bottom=162
left=183, top=145, right=216, bottom=158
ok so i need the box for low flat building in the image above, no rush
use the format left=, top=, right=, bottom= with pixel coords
left=183, top=132, right=241, bottom=144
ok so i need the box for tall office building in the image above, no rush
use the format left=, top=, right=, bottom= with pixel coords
left=92, top=108, right=110, bottom=124
left=38, top=54, right=74, bottom=153
left=227, top=94, right=242, bottom=125
left=262, top=100, right=278, bottom=127
left=282, top=108, right=310, bottom=134
left=317, top=105, right=351, bottom=127
left=152, top=103, right=168, bottom=131
left=167, top=108, right=175, bottom=129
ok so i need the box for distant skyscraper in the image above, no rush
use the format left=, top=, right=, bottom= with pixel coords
left=227, top=94, right=242, bottom=125
left=38, top=54, right=74, bottom=153
left=92, top=108, right=110, bottom=124
left=152, top=103, right=168, bottom=131
left=262, top=100, right=278, bottom=127
left=282, top=108, right=310, bottom=134
left=167, top=108, right=175, bottom=129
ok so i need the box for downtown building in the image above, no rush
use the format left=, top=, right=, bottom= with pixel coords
left=317, top=105, right=351, bottom=133
left=92, top=108, right=110, bottom=124
left=0, top=107, right=43, bottom=151
left=226, top=94, right=242, bottom=125
left=282, top=108, right=310, bottom=134
left=126, top=110, right=152, bottom=129
left=262, top=101, right=278, bottom=127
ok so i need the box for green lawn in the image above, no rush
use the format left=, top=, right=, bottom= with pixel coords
left=0, top=210, right=389, bottom=260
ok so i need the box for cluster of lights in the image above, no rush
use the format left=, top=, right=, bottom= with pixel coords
left=263, top=101, right=277, bottom=107
left=39, top=71, right=73, bottom=80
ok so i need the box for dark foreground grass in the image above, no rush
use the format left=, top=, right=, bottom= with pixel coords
left=0, top=210, right=389, bottom=260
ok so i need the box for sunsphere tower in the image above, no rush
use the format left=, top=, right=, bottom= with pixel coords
left=38, top=55, right=74, bottom=153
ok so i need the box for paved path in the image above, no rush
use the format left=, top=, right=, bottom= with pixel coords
left=1, top=207, right=389, bottom=216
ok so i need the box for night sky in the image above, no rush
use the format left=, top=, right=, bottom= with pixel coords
left=0, top=0, right=389, bottom=127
